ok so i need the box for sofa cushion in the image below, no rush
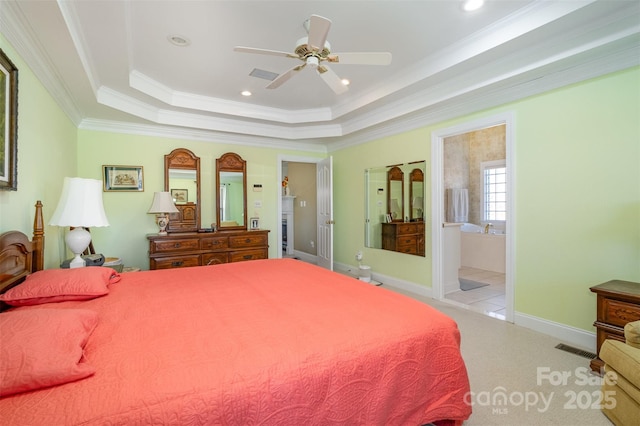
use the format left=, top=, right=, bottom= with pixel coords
left=600, top=339, right=640, bottom=390
left=624, top=320, right=640, bottom=350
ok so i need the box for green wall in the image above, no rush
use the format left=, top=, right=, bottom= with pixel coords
left=1, top=28, right=638, bottom=334
left=332, top=67, right=640, bottom=331
left=0, top=35, right=77, bottom=269
left=76, top=130, right=323, bottom=270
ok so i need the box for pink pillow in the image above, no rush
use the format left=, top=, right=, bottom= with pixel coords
left=0, top=267, right=121, bottom=306
left=0, top=308, right=98, bottom=396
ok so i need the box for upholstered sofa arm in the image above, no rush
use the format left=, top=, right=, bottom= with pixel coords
left=625, top=320, right=640, bottom=349
left=600, top=337, right=640, bottom=388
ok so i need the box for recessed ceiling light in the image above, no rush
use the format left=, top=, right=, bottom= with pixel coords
left=462, top=0, right=484, bottom=12
left=241, top=90, right=252, bottom=97
left=167, top=35, right=191, bottom=47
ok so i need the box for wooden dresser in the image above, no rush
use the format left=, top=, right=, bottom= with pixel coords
left=148, top=229, right=269, bottom=270
left=589, top=279, right=640, bottom=373
left=381, top=222, right=425, bottom=256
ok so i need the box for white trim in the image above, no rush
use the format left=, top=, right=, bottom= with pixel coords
left=333, top=262, right=431, bottom=298
left=431, top=112, right=515, bottom=322
left=514, top=312, right=597, bottom=352
left=276, top=154, right=324, bottom=259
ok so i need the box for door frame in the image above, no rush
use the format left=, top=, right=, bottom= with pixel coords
left=276, top=154, right=327, bottom=260
left=430, top=112, right=515, bottom=322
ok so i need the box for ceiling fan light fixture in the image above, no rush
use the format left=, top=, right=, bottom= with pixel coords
left=241, top=90, right=252, bottom=97
left=341, top=78, right=350, bottom=86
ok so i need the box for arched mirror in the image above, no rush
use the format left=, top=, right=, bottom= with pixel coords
left=409, top=168, right=424, bottom=221
left=387, top=166, right=404, bottom=222
left=216, top=152, right=247, bottom=231
left=165, top=148, right=201, bottom=233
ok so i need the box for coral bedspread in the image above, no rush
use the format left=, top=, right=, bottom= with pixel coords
left=1, top=259, right=471, bottom=425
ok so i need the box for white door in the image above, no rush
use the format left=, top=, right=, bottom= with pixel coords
left=316, top=156, right=333, bottom=270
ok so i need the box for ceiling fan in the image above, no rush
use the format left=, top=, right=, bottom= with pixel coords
left=234, top=15, right=392, bottom=94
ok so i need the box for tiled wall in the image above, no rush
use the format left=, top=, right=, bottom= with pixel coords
left=444, top=125, right=506, bottom=225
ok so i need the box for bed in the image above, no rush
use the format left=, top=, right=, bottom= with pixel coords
left=0, top=201, right=471, bottom=425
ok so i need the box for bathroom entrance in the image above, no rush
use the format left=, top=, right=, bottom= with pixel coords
left=431, top=113, right=514, bottom=322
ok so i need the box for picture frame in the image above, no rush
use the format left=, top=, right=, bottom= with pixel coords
left=171, top=188, right=188, bottom=203
left=102, top=165, right=144, bottom=191
left=0, top=49, right=18, bottom=191
left=250, top=217, right=260, bottom=230
left=386, top=214, right=392, bottom=223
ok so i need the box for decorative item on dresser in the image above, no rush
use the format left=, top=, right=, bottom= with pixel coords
left=589, top=280, right=640, bottom=374
left=148, top=230, right=270, bottom=269
left=382, top=221, right=425, bottom=256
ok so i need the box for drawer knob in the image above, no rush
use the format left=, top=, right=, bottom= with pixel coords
left=243, top=255, right=252, bottom=259
left=174, top=243, right=181, bottom=248
left=245, top=238, right=251, bottom=243
left=171, top=261, right=184, bottom=267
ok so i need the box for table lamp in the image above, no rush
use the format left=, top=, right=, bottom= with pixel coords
left=412, top=196, right=423, bottom=219
left=50, top=177, right=109, bottom=268
left=148, top=191, right=179, bottom=235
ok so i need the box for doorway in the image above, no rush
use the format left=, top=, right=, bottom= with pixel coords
left=431, top=113, right=515, bottom=322
left=277, top=155, right=332, bottom=268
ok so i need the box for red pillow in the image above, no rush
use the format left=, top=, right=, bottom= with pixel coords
left=0, top=267, right=121, bottom=306
left=0, top=308, right=98, bottom=396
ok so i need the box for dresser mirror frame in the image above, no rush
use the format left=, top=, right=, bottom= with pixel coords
left=216, top=152, right=247, bottom=231
left=387, top=166, right=405, bottom=222
left=409, top=167, right=424, bottom=222
left=164, top=148, right=201, bottom=233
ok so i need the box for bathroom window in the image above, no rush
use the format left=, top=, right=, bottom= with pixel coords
left=482, top=160, right=506, bottom=222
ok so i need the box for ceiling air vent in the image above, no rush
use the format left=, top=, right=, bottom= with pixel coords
left=249, top=68, right=278, bottom=81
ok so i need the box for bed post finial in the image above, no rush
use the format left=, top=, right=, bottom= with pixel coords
left=33, top=200, right=45, bottom=271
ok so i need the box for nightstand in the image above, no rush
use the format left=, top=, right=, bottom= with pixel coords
left=590, top=280, right=640, bottom=373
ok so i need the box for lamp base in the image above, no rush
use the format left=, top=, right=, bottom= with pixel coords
left=69, top=253, right=86, bottom=268
left=156, top=214, right=169, bottom=235
left=66, top=228, right=92, bottom=268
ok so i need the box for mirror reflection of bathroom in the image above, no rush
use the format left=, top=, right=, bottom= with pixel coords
left=443, top=124, right=507, bottom=319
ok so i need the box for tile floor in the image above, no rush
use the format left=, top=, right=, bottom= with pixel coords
left=445, top=266, right=506, bottom=320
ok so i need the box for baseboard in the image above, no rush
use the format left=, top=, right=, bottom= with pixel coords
left=333, top=262, right=595, bottom=351
left=514, top=312, right=596, bottom=352
left=333, top=262, right=431, bottom=297
left=291, top=250, right=317, bottom=264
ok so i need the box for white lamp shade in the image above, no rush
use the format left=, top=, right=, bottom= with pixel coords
left=412, top=196, right=423, bottom=209
left=148, top=192, right=179, bottom=214
left=50, top=177, right=109, bottom=227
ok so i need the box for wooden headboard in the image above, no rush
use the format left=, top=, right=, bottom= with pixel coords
left=0, top=201, right=45, bottom=295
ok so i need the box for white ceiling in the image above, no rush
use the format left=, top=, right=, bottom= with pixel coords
left=1, top=1, right=638, bottom=152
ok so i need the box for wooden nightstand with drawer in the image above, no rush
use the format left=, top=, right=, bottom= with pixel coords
left=148, top=229, right=269, bottom=270
left=589, top=280, right=640, bottom=373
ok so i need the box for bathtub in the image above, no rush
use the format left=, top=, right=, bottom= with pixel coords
left=460, top=224, right=505, bottom=273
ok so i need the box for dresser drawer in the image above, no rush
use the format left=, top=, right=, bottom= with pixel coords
left=202, top=252, right=228, bottom=266
left=601, top=298, right=640, bottom=327
left=200, top=236, right=228, bottom=250
left=396, top=224, right=420, bottom=235
left=229, top=234, right=268, bottom=249
left=229, top=249, right=267, bottom=263
left=151, top=255, right=200, bottom=270
left=151, top=238, right=200, bottom=253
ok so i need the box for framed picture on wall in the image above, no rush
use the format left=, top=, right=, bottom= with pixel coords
left=171, top=188, right=188, bottom=203
left=103, top=165, right=144, bottom=191
left=250, top=217, right=260, bottom=230
left=0, top=49, right=18, bottom=191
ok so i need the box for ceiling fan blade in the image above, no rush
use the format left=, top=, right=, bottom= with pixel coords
left=234, top=46, right=298, bottom=59
left=307, top=15, right=331, bottom=51
left=317, top=64, right=347, bottom=95
left=266, top=63, right=306, bottom=89
left=327, top=52, right=392, bottom=65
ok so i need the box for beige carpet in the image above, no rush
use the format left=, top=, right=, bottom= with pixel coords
left=386, top=286, right=612, bottom=425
